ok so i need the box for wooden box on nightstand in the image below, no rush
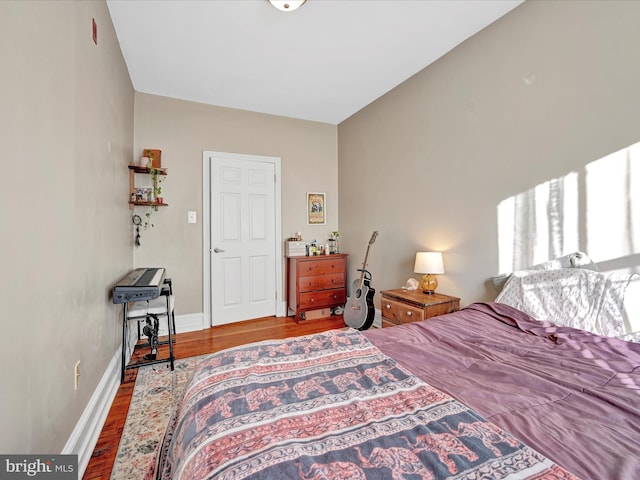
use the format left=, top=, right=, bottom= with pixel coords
left=380, top=289, right=460, bottom=328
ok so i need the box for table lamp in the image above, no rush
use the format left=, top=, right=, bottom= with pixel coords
left=414, top=252, right=444, bottom=294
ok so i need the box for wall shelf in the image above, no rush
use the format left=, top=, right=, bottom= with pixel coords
left=128, top=200, right=169, bottom=209
left=128, top=165, right=168, bottom=210
left=128, top=165, right=167, bottom=175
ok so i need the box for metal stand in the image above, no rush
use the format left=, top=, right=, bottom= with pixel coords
left=120, top=283, right=175, bottom=383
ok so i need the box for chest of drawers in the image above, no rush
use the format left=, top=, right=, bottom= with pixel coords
left=380, top=289, right=460, bottom=327
left=287, top=254, right=348, bottom=322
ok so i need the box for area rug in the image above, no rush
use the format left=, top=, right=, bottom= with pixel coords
left=110, top=356, right=205, bottom=480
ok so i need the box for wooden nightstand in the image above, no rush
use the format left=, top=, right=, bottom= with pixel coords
left=380, top=289, right=460, bottom=328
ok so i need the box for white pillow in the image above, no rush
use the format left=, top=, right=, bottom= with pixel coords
left=622, top=275, right=640, bottom=342
left=496, top=268, right=639, bottom=342
left=491, top=252, right=598, bottom=292
left=530, top=251, right=599, bottom=271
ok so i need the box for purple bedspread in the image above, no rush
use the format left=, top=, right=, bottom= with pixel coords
left=364, top=302, right=640, bottom=480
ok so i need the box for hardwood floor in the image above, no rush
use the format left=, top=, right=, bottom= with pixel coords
left=82, top=314, right=345, bottom=480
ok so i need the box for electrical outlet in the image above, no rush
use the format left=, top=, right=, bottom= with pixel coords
left=74, top=361, right=81, bottom=390
left=187, top=211, right=197, bottom=224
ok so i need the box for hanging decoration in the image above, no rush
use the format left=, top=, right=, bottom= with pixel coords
left=132, top=214, right=142, bottom=247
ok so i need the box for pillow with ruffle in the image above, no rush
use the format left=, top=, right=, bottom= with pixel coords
left=496, top=268, right=639, bottom=342
left=491, top=252, right=598, bottom=293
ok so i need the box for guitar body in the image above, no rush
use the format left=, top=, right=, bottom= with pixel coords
left=344, top=279, right=375, bottom=330
left=344, top=231, right=378, bottom=330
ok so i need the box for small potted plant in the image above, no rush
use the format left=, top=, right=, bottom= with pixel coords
left=329, top=231, right=340, bottom=254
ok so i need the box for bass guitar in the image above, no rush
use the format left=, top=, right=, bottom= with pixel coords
left=344, top=231, right=378, bottom=330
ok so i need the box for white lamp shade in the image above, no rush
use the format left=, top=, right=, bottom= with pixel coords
left=414, top=252, right=445, bottom=274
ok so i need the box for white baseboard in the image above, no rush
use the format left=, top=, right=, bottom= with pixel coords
left=65, top=313, right=206, bottom=477
left=62, top=350, right=120, bottom=479
left=176, top=312, right=205, bottom=333
left=157, top=312, right=205, bottom=335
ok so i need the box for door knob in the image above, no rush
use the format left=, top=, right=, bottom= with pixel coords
left=213, top=248, right=225, bottom=253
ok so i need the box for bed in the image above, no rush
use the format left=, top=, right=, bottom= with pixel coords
left=147, top=258, right=640, bottom=480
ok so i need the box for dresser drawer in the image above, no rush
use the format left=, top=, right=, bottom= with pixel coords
left=382, top=297, right=425, bottom=325
left=397, top=303, right=425, bottom=323
left=424, top=300, right=459, bottom=318
left=298, top=273, right=345, bottom=292
left=297, top=258, right=346, bottom=276
left=299, top=288, right=346, bottom=310
left=381, top=298, right=399, bottom=322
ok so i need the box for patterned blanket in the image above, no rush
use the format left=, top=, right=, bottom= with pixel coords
left=149, top=329, right=578, bottom=480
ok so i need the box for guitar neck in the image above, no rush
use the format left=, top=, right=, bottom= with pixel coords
left=357, top=248, right=372, bottom=287
left=356, top=231, right=378, bottom=289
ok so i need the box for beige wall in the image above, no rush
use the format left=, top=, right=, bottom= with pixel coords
left=4, top=0, right=640, bottom=462
left=132, top=93, right=338, bottom=315
left=338, top=0, right=640, bottom=306
left=0, top=1, right=133, bottom=454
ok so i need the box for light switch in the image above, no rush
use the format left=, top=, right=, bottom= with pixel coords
left=187, top=211, right=197, bottom=224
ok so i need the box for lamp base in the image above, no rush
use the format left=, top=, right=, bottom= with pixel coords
left=421, top=274, right=438, bottom=294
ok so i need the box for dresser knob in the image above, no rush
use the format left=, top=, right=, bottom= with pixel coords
left=385, top=304, right=391, bottom=309
left=406, top=311, right=412, bottom=317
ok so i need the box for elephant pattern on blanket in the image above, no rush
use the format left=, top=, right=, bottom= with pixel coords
left=148, top=329, right=578, bottom=480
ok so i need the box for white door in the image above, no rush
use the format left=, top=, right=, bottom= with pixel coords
left=210, top=153, right=277, bottom=325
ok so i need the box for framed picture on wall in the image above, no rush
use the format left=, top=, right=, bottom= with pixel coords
left=307, top=192, right=326, bottom=225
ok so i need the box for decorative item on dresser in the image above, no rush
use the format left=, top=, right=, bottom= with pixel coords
left=380, top=289, right=460, bottom=328
left=287, top=254, right=348, bottom=322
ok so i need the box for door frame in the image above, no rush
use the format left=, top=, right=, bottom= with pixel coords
left=202, top=151, right=285, bottom=327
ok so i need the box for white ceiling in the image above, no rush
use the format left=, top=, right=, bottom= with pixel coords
left=107, top=0, right=523, bottom=125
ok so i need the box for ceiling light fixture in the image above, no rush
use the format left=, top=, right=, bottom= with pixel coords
left=268, top=0, right=307, bottom=12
